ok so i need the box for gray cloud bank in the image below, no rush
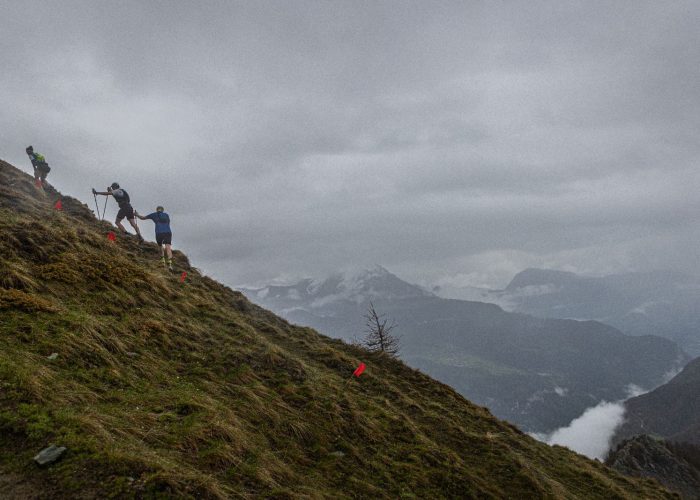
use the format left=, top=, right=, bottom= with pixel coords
left=2, top=1, right=699, bottom=287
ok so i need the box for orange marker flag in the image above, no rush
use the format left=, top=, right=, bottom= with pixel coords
left=180, top=271, right=187, bottom=283
left=107, top=231, right=116, bottom=242
left=53, top=199, right=63, bottom=210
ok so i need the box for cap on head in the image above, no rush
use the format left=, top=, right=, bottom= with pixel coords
left=156, top=206, right=164, bottom=212
left=26, top=145, right=33, bottom=153
left=110, top=182, right=120, bottom=190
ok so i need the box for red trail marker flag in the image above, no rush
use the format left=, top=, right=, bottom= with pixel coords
left=339, top=362, right=367, bottom=394
left=179, top=271, right=187, bottom=283
left=107, top=231, right=116, bottom=242
left=53, top=199, right=63, bottom=210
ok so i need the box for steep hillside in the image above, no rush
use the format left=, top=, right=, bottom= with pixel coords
left=242, top=272, right=685, bottom=433
left=0, top=158, right=676, bottom=498
left=614, top=357, right=700, bottom=447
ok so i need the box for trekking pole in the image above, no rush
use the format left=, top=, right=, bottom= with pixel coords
left=92, top=191, right=101, bottom=220
left=101, top=195, right=108, bottom=221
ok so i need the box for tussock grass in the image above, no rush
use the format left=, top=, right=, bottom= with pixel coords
left=0, top=159, right=678, bottom=499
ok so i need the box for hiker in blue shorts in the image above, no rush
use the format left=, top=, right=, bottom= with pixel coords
left=135, top=206, right=174, bottom=271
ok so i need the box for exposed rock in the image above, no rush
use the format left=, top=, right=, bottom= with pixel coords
left=46, top=353, right=58, bottom=361
left=33, top=445, right=66, bottom=466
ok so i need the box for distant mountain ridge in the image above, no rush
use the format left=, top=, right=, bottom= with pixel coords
left=240, top=268, right=687, bottom=433
left=489, top=268, right=700, bottom=355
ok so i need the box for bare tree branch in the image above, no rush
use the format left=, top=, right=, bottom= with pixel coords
left=361, top=301, right=400, bottom=356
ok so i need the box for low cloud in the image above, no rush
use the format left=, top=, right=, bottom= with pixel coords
left=533, top=401, right=625, bottom=459
left=532, top=384, right=647, bottom=459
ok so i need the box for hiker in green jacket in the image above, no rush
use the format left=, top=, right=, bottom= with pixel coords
left=26, top=146, right=51, bottom=188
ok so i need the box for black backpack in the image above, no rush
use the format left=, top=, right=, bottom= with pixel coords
left=113, top=189, right=130, bottom=205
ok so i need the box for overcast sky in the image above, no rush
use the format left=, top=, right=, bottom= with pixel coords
left=2, top=1, right=699, bottom=288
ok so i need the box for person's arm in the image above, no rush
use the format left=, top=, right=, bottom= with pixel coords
left=92, top=188, right=112, bottom=196
left=134, top=211, right=148, bottom=220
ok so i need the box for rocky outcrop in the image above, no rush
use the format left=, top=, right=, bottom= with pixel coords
left=606, top=435, right=700, bottom=499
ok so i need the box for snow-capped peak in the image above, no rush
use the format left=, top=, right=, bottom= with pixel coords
left=239, top=266, right=433, bottom=310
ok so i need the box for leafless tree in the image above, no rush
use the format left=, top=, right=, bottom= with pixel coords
left=362, top=302, right=400, bottom=356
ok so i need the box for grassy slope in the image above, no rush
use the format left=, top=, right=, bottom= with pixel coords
left=0, top=159, right=676, bottom=499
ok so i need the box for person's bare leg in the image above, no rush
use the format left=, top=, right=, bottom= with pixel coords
left=128, top=219, right=141, bottom=235
left=116, top=219, right=127, bottom=233
left=165, top=244, right=173, bottom=270
left=128, top=218, right=143, bottom=241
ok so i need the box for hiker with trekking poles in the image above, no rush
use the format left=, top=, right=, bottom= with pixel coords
left=92, top=183, right=144, bottom=242
left=135, top=206, right=174, bottom=271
